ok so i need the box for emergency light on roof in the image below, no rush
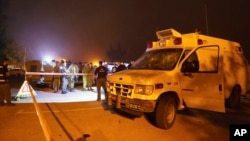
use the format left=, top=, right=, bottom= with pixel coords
left=147, top=42, right=153, bottom=48
left=197, top=39, right=203, bottom=45
left=156, top=28, right=181, bottom=39
left=174, top=38, right=182, bottom=45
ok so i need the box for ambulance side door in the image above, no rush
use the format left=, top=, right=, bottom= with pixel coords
left=179, top=45, right=225, bottom=112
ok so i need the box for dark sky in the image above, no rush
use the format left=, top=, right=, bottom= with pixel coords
left=4, top=0, right=250, bottom=63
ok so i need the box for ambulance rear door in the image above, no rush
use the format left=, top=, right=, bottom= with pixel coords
left=179, top=45, right=225, bottom=112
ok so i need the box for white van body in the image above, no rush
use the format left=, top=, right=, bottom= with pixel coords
left=107, top=28, right=250, bottom=129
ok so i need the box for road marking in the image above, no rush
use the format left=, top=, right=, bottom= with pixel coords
left=17, top=106, right=103, bottom=114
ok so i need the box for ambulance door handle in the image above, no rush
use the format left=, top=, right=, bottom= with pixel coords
left=219, top=84, right=222, bottom=91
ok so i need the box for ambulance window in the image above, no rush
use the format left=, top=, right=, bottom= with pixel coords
left=181, top=46, right=219, bottom=73
left=195, top=46, right=219, bottom=72
left=180, top=50, right=191, bottom=61
left=182, top=52, right=199, bottom=72
left=132, top=49, right=183, bottom=70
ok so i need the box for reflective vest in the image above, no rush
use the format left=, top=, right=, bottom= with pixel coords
left=0, top=65, right=7, bottom=84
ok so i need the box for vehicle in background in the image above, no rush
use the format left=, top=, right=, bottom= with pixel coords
left=25, top=60, right=54, bottom=87
left=9, top=68, right=25, bottom=77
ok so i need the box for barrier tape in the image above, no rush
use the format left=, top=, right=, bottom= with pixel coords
left=25, top=72, right=93, bottom=76
left=27, top=81, right=54, bottom=141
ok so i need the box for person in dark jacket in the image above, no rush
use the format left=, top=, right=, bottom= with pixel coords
left=94, top=61, right=108, bottom=101
left=115, top=61, right=126, bottom=72
left=0, top=58, right=15, bottom=106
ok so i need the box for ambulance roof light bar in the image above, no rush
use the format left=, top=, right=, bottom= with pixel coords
left=156, top=28, right=182, bottom=40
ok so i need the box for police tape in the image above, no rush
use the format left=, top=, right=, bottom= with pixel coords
left=27, top=81, right=54, bottom=140
left=25, top=72, right=93, bottom=76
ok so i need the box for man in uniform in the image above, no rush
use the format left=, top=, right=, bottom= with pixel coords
left=0, top=58, right=14, bottom=106
left=67, top=61, right=77, bottom=92
left=82, top=62, right=89, bottom=91
left=94, top=61, right=108, bottom=101
left=59, top=60, right=68, bottom=94
left=52, top=60, right=60, bottom=93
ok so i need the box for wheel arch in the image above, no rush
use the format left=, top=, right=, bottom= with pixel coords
left=225, top=84, right=241, bottom=108
left=156, top=91, right=180, bottom=109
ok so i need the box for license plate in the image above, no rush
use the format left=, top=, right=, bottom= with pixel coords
left=129, top=103, right=141, bottom=110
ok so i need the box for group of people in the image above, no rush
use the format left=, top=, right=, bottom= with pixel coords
left=51, top=59, right=107, bottom=102
left=0, top=57, right=135, bottom=104
left=111, top=60, right=135, bottom=73
left=52, top=59, right=79, bottom=94
left=0, top=58, right=15, bottom=106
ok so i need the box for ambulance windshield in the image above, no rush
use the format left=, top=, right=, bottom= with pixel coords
left=131, top=49, right=183, bottom=70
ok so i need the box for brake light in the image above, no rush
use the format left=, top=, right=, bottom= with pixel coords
left=174, top=38, right=182, bottom=45
left=147, top=42, right=153, bottom=48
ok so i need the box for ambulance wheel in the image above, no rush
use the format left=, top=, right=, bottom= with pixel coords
left=226, top=86, right=241, bottom=108
left=155, top=95, right=177, bottom=130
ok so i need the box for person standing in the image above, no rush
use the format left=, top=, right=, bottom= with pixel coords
left=59, top=60, right=68, bottom=94
left=87, top=62, right=94, bottom=91
left=94, top=61, right=108, bottom=101
left=82, top=62, right=88, bottom=91
left=115, top=61, right=126, bottom=72
left=0, top=58, right=14, bottom=106
left=52, top=60, right=60, bottom=93
left=67, top=61, right=77, bottom=92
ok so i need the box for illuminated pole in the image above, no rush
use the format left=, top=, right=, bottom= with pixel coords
left=24, top=47, right=27, bottom=80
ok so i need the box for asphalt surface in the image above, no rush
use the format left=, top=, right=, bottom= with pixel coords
left=1, top=76, right=250, bottom=141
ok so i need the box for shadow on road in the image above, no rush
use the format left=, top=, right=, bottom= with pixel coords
left=101, top=102, right=142, bottom=120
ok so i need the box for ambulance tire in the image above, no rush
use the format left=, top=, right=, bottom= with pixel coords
left=226, top=86, right=241, bottom=108
left=155, top=95, right=177, bottom=130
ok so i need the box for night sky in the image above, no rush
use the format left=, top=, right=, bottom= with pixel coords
left=4, top=0, right=250, bottom=63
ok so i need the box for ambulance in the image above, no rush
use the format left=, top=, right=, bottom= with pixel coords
left=107, top=28, right=250, bottom=129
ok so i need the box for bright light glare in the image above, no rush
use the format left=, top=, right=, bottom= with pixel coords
left=43, top=56, right=52, bottom=62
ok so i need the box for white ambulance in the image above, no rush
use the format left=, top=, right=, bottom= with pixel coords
left=107, top=28, right=250, bottom=129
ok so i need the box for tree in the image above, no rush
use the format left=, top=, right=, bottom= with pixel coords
left=3, top=41, right=27, bottom=67
left=106, top=43, right=128, bottom=62
left=0, top=0, right=26, bottom=67
left=0, top=0, right=9, bottom=61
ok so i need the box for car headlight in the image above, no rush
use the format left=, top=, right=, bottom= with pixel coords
left=134, top=85, right=153, bottom=95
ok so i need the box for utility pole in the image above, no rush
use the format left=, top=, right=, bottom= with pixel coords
left=204, top=0, right=209, bottom=35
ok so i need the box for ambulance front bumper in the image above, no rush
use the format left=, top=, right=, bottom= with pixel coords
left=107, top=93, right=156, bottom=113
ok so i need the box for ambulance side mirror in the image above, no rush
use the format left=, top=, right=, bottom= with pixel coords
left=181, top=61, right=197, bottom=72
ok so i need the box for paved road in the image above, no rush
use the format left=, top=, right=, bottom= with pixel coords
left=0, top=76, right=250, bottom=141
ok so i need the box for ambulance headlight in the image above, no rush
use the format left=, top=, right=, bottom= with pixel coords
left=134, top=85, right=153, bottom=95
